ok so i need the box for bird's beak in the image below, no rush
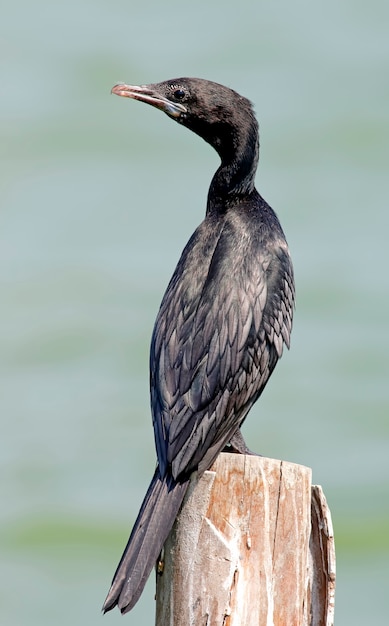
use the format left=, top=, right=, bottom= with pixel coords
left=111, top=83, right=187, bottom=119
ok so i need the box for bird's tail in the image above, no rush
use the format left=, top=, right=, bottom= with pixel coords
left=102, top=469, right=189, bottom=614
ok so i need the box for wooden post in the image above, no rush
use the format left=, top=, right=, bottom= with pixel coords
left=155, top=453, right=335, bottom=626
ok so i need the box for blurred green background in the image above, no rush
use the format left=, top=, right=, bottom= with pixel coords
left=1, top=1, right=388, bottom=624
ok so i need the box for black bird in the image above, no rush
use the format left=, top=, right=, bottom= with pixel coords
left=103, top=78, right=294, bottom=614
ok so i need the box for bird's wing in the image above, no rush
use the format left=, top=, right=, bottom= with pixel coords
left=150, top=219, right=294, bottom=480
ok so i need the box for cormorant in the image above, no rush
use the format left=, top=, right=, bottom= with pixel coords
left=103, top=77, right=295, bottom=614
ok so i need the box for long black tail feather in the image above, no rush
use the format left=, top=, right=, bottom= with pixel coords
left=102, top=469, right=189, bottom=614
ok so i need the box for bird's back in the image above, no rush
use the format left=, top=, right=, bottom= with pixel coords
left=150, top=190, right=294, bottom=480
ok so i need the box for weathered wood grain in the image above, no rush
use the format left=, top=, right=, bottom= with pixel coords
left=155, top=453, right=334, bottom=625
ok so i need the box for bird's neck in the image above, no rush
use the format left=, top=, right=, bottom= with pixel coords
left=207, top=124, right=259, bottom=213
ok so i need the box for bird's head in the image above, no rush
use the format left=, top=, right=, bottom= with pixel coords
left=111, top=77, right=258, bottom=165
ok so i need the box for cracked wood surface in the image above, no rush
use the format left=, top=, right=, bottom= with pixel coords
left=155, top=454, right=335, bottom=625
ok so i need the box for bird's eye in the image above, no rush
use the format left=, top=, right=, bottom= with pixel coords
left=173, top=89, right=186, bottom=100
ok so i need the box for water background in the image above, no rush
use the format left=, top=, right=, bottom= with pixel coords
left=1, top=1, right=388, bottom=624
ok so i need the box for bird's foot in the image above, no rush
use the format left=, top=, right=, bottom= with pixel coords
left=223, top=429, right=262, bottom=457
